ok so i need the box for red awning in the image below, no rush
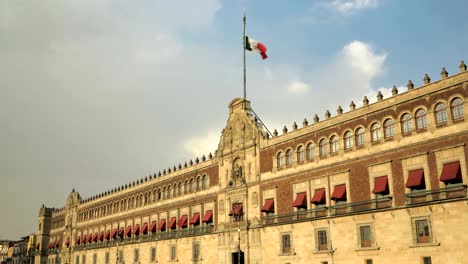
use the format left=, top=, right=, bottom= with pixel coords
left=80, top=235, right=86, bottom=244
left=157, top=219, right=166, bottom=231
left=48, top=242, right=53, bottom=249
left=331, top=184, right=347, bottom=201
left=75, top=236, right=80, bottom=245
left=292, top=192, right=307, bottom=208
left=311, top=188, right=326, bottom=205
left=372, top=176, right=389, bottom=194
left=118, top=227, right=124, bottom=237
left=140, top=223, right=148, bottom=235
left=104, top=230, right=111, bottom=240
left=124, top=226, right=132, bottom=237
left=190, top=213, right=200, bottom=225
left=168, top=217, right=177, bottom=229
left=97, top=231, right=104, bottom=241
left=149, top=221, right=157, bottom=233
left=87, top=234, right=93, bottom=243
left=406, top=169, right=425, bottom=188
left=110, top=229, right=118, bottom=239
left=440, top=161, right=461, bottom=182
left=65, top=238, right=70, bottom=247
left=178, top=215, right=188, bottom=228
left=132, top=224, right=140, bottom=235
left=92, top=233, right=98, bottom=242
left=202, top=210, right=213, bottom=223
left=55, top=241, right=60, bottom=249
left=261, top=198, right=275, bottom=213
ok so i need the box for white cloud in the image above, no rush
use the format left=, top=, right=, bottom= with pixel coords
left=183, top=131, right=220, bottom=158
left=330, top=0, right=379, bottom=14
left=342, top=41, right=387, bottom=78
left=287, top=81, right=310, bottom=94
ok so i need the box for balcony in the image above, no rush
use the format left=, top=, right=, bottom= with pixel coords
left=262, top=207, right=328, bottom=226
left=330, top=196, right=392, bottom=216
left=405, top=185, right=467, bottom=205
left=72, top=225, right=214, bottom=251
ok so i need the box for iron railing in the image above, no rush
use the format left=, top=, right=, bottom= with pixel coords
left=405, top=184, right=467, bottom=205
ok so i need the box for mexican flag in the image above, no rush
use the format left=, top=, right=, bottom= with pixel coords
left=245, top=36, right=268, bottom=60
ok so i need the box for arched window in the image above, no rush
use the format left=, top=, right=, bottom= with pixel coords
left=450, top=97, right=464, bottom=120
left=297, top=145, right=305, bottom=163
left=152, top=190, right=157, bottom=202
left=330, top=135, right=339, bottom=154
left=434, top=103, right=448, bottom=125
left=157, top=189, right=162, bottom=201
left=306, top=143, right=315, bottom=161
left=190, top=178, right=196, bottom=192
left=415, top=109, right=427, bottom=130
left=202, top=175, right=208, bottom=189
left=177, top=182, right=182, bottom=195
left=383, top=118, right=395, bottom=139
left=167, top=185, right=172, bottom=198
left=319, top=139, right=328, bottom=157
left=355, top=128, right=365, bottom=146
left=344, top=131, right=353, bottom=150
left=370, top=123, right=381, bottom=142
left=162, top=187, right=166, bottom=199
left=285, top=149, right=293, bottom=165
left=401, top=113, right=413, bottom=134
left=277, top=151, right=285, bottom=168
left=196, top=176, right=201, bottom=190
left=184, top=180, right=189, bottom=194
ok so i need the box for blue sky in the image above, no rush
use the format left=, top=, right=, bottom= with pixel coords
left=1, top=0, right=467, bottom=239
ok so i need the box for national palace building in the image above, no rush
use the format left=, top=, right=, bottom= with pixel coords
left=34, top=61, right=468, bottom=264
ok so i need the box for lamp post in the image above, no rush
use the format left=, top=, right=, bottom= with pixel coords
left=115, top=242, right=119, bottom=264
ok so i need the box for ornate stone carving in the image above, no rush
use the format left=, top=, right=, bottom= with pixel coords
left=251, top=191, right=258, bottom=208
left=219, top=199, right=225, bottom=215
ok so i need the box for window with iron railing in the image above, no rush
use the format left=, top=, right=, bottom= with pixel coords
left=315, top=229, right=329, bottom=251
left=412, top=217, right=432, bottom=244
left=358, top=225, right=373, bottom=248
left=280, top=233, right=292, bottom=254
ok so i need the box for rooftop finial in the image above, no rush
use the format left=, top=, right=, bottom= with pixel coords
left=313, top=114, right=319, bottom=123
left=292, top=122, right=298, bottom=131
left=325, top=110, right=331, bottom=119
left=441, top=67, right=448, bottom=78
left=392, top=85, right=398, bottom=95
left=273, top=129, right=278, bottom=137
left=363, top=96, right=369, bottom=106
left=459, top=61, right=466, bottom=72
left=407, top=80, right=414, bottom=90
left=423, top=74, right=431, bottom=84
left=377, top=91, right=383, bottom=101
left=302, top=118, right=308, bottom=127
left=282, top=126, right=288, bottom=134
left=350, top=101, right=356, bottom=110
left=337, top=106, right=343, bottom=115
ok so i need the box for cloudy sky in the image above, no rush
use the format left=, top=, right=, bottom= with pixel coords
left=1, top=0, right=467, bottom=239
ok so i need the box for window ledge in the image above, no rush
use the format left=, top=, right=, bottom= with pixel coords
left=278, top=252, right=295, bottom=257
left=313, top=250, right=332, bottom=254
left=408, top=242, right=440, bottom=248
left=355, top=246, right=380, bottom=251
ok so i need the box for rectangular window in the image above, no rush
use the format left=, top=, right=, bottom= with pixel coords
left=412, top=217, right=432, bottom=244
left=75, top=256, right=79, bottom=264
left=81, top=255, right=86, bottom=264
left=170, top=245, right=177, bottom=261
left=118, top=251, right=124, bottom=264
left=134, top=248, right=139, bottom=263
left=358, top=225, right=373, bottom=248
left=365, top=259, right=373, bottom=264
left=92, top=253, right=97, bottom=264
left=315, top=229, right=328, bottom=251
left=105, top=252, right=109, bottom=264
left=281, top=233, right=291, bottom=254
left=192, top=242, right=200, bottom=260
left=423, top=256, right=432, bottom=264
left=150, top=247, right=156, bottom=262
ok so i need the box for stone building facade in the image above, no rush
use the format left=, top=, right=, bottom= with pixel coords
left=34, top=62, right=468, bottom=264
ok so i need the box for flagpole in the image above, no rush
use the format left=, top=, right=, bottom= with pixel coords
left=243, top=14, right=247, bottom=100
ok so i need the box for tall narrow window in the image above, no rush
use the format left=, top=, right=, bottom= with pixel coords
left=170, top=245, right=177, bottom=261
left=319, top=139, right=328, bottom=157
left=316, top=229, right=328, bottom=251
left=82, top=255, right=86, bottom=264
left=401, top=113, right=413, bottom=134
left=277, top=151, right=285, bottom=168
left=358, top=225, right=373, bottom=248
left=192, top=242, right=200, bottom=260
left=281, top=233, right=291, bottom=254
left=355, top=128, right=365, bottom=147
left=344, top=131, right=353, bottom=150
left=118, top=251, right=123, bottom=264
left=285, top=149, right=293, bottom=166
left=297, top=145, right=305, bottom=163
left=105, top=252, right=109, bottom=264
left=92, top=253, right=97, bottom=264
left=330, top=136, right=339, bottom=154
left=383, top=118, right=395, bottom=139
left=415, top=109, right=427, bottom=130
left=76, top=256, right=80, bottom=264
left=371, top=123, right=381, bottom=142
left=423, top=256, right=432, bottom=264
left=133, top=249, right=139, bottom=263
left=450, top=97, right=464, bottom=120
left=191, top=178, right=196, bottom=192
left=150, top=247, right=157, bottom=262
left=196, top=176, right=201, bottom=190
left=434, top=103, right=448, bottom=125
left=202, top=175, right=208, bottom=189
left=306, top=143, right=315, bottom=161
left=413, top=218, right=431, bottom=244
